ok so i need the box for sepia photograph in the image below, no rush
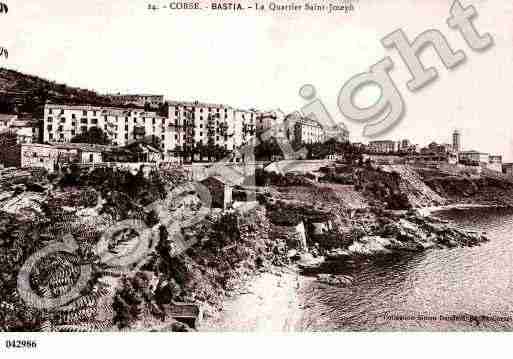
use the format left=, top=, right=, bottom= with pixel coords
left=0, top=0, right=512, bottom=357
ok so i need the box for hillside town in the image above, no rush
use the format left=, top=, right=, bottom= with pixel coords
left=0, top=92, right=511, bottom=178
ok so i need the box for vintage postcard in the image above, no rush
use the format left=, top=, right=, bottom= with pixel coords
left=0, top=0, right=512, bottom=349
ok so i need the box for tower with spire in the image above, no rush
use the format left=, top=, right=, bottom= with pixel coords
left=452, top=129, right=461, bottom=153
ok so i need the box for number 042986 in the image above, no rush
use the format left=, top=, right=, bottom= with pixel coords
left=5, top=340, right=37, bottom=349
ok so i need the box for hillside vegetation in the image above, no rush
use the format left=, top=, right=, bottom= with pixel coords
left=0, top=67, right=122, bottom=115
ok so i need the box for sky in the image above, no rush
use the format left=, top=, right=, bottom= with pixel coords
left=3, top=0, right=513, bottom=159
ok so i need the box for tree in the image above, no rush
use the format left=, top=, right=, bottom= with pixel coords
left=70, top=126, right=111, bottom=145
left=254, top=137, right=283, bottom=161
left=141, top=134, right=162, bottom=149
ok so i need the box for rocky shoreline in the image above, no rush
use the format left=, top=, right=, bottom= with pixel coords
left=297, top=208, right=488, bottom=276
left=201, top=191, right=491, bottom=331
left=0, top=164, right=498, bottom=331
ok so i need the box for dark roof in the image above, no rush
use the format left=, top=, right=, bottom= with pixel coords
left=200, top=175, right=232, bottom=186
left=124, top=141, right=161, bottom=153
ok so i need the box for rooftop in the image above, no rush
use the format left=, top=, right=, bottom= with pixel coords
left=167, top=100, right=234, bottom=109
left=50, top=142, right=114, bottom=153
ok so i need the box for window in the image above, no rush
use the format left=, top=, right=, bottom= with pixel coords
left=47, top=117, right=53, bottom=122
left=91, top=118, right=98, bottom=124
left=81, top=118, right=87, bottom=124
left=49, top=109, right=53, bottom=114
left=72, top=114, right=76, bottom=119
left=47, top=125, right=52, bottom=130
left=83, top=110, right=87, bottom=116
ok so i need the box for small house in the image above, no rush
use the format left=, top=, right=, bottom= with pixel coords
left=200, top=176, right=233, bottom=210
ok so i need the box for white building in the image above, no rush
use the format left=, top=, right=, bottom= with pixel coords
left=43, top=104, right=170, bottom=150
left=43, top=102, right=348, bottom=162
left=106, top=94, right=164, bottom=108
left=168, top=102, right=280, bottom=152
left=459, top=150, right=489, bottom=164
left=0, top=114, right=40, bottom=144
left=168, top=101, right=238, bottom=152
left=369, top=140, right=397, bottom=154
left=284, top=114, right=325, bottom=144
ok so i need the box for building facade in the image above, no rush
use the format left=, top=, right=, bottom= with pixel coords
left=453, top=130, right=461, bottom=152
left=43, top=102, right=349, bottom=162
left=459, top=150, right=490, bottom=164
left=503, top=163, right=513, bottom=176
left=106, top=94, right=164, bottom=108
left=284, top=114, right=325, bottom=145
left=488, top=155, right=503, bottom=172
left=369, top=140, right=397, bottom=154
left=20, top=143, right=58, bottom=171
left=0, top=114, right=18, bottom=131
left=168, top=101, right=238, bottom=153
left=44, top=104, right=169, bottom=150
left=0, top=114, right=40, bottom=144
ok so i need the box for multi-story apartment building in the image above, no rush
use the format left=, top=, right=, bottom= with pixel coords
left=284, top=114, right=325, bottom=145
left=106, top=94, right=165, bottom=108
left=369, top=140, right=397, bottom=154
left=168, top=101, right=267, bottom=153
left=255, top=110, right=285, bottom=138
left=43, top=104, right=169, bottom=150
left=43, top=102, right=350, bottom=162
left=168, top=101, right=237, bottom=152
left=234, top=109, right=257, bottom=147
